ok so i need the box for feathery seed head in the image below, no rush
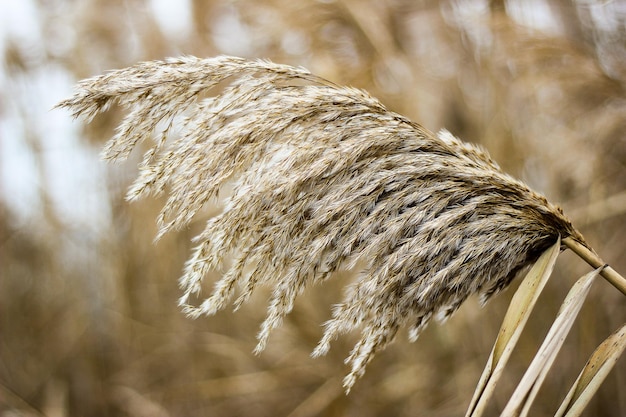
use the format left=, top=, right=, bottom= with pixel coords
left=57, top=55, right=584, bottom=391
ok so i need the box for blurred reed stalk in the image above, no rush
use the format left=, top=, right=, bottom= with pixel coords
left=57, top=56, right=625, bottom=413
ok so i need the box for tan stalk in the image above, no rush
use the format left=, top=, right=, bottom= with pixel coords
left=563, top=237, right=626, bottom=296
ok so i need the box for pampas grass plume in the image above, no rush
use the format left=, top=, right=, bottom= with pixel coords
left=57, top=55, right=588, bottom=390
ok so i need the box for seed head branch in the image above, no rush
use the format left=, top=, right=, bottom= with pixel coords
left=58, top=55, right=586, bottom=390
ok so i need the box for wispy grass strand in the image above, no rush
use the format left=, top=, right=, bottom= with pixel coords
left=58, top=55, right=590, bottom=390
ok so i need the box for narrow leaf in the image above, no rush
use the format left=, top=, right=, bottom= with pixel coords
left=555, top=324, right=626, bottom=417
left=465, top=238, right=561, bottom=417
left=503, top=266, right=601, bottom=417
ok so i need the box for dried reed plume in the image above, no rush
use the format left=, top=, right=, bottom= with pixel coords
left=57, top=55, right=588, bottom=391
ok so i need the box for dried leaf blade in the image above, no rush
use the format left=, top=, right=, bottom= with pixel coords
left=555, top=323, right=626, bottom=417
left=465, top=238, right=561, bottom=417
left=503, top=266, right=601, bottom=417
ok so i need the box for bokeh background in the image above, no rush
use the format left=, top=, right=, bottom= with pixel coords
left=1, top=0, right=625, bottom=416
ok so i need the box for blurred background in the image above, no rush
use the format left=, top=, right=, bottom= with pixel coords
left=1, top=0, right=625, bottom=416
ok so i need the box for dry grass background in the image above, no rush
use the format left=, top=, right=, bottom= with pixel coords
left=1, top=1, right=625, bottom=416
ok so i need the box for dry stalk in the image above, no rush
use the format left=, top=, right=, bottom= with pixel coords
left=58, top=55, right=617, bottom=392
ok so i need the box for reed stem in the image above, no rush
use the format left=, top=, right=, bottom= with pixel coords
left=563, top=237, right=626, bottom=296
